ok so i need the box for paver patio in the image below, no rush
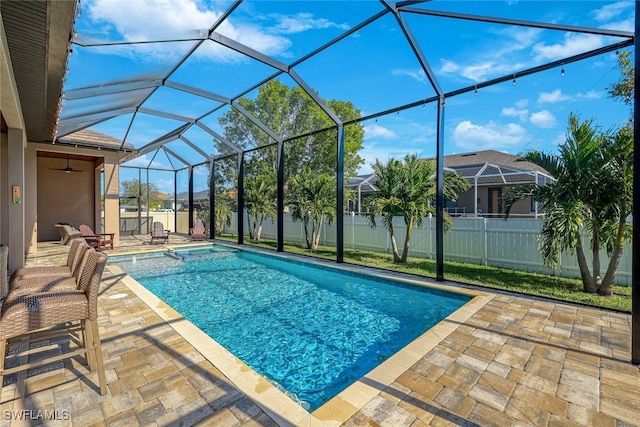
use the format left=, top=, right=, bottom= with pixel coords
left=1, top=236, right=638, bottom=426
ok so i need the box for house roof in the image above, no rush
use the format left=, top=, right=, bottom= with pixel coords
left=175, top=189, right=209, bottom=201
left=57, top=128, right=135, bottom=151
left=442, top=150, right=549, bottom=174
left=347, top=150, right=554, bottom=191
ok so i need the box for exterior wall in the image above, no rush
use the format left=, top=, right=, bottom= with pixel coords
left=7, top=127, right=26, bottom=271
left=37, top=156, right=95, bottom=241
left=1, top=17, right=27, bottom=268
left=0, top=134, right=6, bottom=246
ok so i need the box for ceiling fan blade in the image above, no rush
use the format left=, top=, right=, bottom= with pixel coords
left=49, top=167, right=83, bottom=172
left=49, top=155, right=82, bottom=172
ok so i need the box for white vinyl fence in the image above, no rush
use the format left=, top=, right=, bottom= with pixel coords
left=225, top=213, right=633, bottom=286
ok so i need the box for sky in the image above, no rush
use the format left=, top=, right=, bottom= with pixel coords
left=62, top=0, right=635, bottom=193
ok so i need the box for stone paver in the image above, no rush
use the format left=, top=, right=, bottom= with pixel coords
left=2, top=237, right=639, bottom=426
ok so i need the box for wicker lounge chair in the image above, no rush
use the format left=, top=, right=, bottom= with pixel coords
left=79, top=224, right=114, bottom=251
left=190, top=219, right=207, bottom=241
left=9, top=240, right=89, bottom=289
left=55, top=224, right=83, bottom=245
left=150, top=221, right=170, bottom=244
left=0, top=250, right=108, bottom=396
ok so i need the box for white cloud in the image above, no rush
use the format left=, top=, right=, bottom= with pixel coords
left=591, top=1, right=633, bottom=21
left=438, top=27, right=536, bottom=82
left=451, top=120, right=530, bottom=150
left=391, top=68, right=427, bottom=84
left=577, top=90, right=601, bottom=100
left=364, top=124, right=397, bottom=139
left=85, top=0, right=314, bottom=62
left=605, top=17, right=634, bottom=32
left=533, top=33, right=604, bottom=62
left=537, top=89, right=570, bottom=104
left=440, top=60, right=459, bottom=74
left=268, top=13, right=349, bottom=34
left=122, top=154, right=166, bottom=169
left=501, top=107, right=529, bottom=121
left=515, top=99, right=529, bottom=109
left=441, top=60, right=525, bottom=83
left=530, top=110, right=557, bottom=128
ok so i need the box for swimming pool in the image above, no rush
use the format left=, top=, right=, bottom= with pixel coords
left=110, top=247, right=471, bottom=411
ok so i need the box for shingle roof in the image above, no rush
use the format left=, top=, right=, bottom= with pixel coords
left=442, top=150, right=549, bottom=174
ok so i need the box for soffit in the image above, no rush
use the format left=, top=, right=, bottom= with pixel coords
left=0, top=0, right=76, bottom=143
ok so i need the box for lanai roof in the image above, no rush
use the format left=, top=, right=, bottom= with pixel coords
left=14, top=1, right=630, bottom=172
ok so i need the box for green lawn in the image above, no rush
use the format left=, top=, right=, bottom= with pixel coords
left=215, top=234, right=631, bottom=313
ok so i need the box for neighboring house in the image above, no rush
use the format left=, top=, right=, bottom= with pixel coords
left=174, top=189, right=210, bottom=211
left=346, top=150, right=555, bottom=218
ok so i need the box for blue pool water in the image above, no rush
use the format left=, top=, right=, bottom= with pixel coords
left=111, top=247, right=470, bottom=411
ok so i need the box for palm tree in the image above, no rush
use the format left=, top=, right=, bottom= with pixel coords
left=597, top=124, right=633, bottom=295
left=503, top=113, right=632, bottom=294
left=364, top=154, right=469, bottom=263
left=213, top=193, right=234, bottom=234
left=244, top=173, right=276, bottom=241
left=286, top=167, right=335, bottom=250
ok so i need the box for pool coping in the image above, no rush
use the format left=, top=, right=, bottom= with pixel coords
left=107, top=243, right=493, bottom=426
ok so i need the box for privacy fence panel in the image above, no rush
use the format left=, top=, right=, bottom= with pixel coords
left=226, top=213, right=632, bottom=285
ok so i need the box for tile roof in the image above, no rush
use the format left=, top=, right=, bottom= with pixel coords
left=57, top=128, right=134, bottom=150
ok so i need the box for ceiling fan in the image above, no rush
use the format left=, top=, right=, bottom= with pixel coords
left=49, top=154, right=82, bottom=173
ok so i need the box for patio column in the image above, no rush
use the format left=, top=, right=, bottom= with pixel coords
left=336, top=124, right=345, bottom=263
left=7, top=127, right=26, bottom=271
left=103, top=156, right=120, bottom=246
left=24, top=144, right=37, bottom=257
left=237, top=153, right=244, bottom=245
left=435, top=97, right=445, bottom=281
left=209, top=161, right=215, bottom=238
left=277, top=140, right=284, bottom=252
left=188, top=166, right=194, bottom=232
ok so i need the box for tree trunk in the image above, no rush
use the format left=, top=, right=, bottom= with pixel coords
left=390, top=233, right=401, bottom=263
left=302, top=219, right=312, bottom=249
left=247, top=215, right=255, bottom=240
left=599, top=246, right=624, bottom=296
left=599, top=219, right=627, bottom=296
left=575, top=232, right=596, bottom=293
left=592, top=226, right=601, bottom=290
left=400, top=216, right=414, bottom=263
left=255, top=214, right=264, bottom=241
left=311, top=215, right=324, bottom=251
left=387, top=221, right=401, bottom=262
